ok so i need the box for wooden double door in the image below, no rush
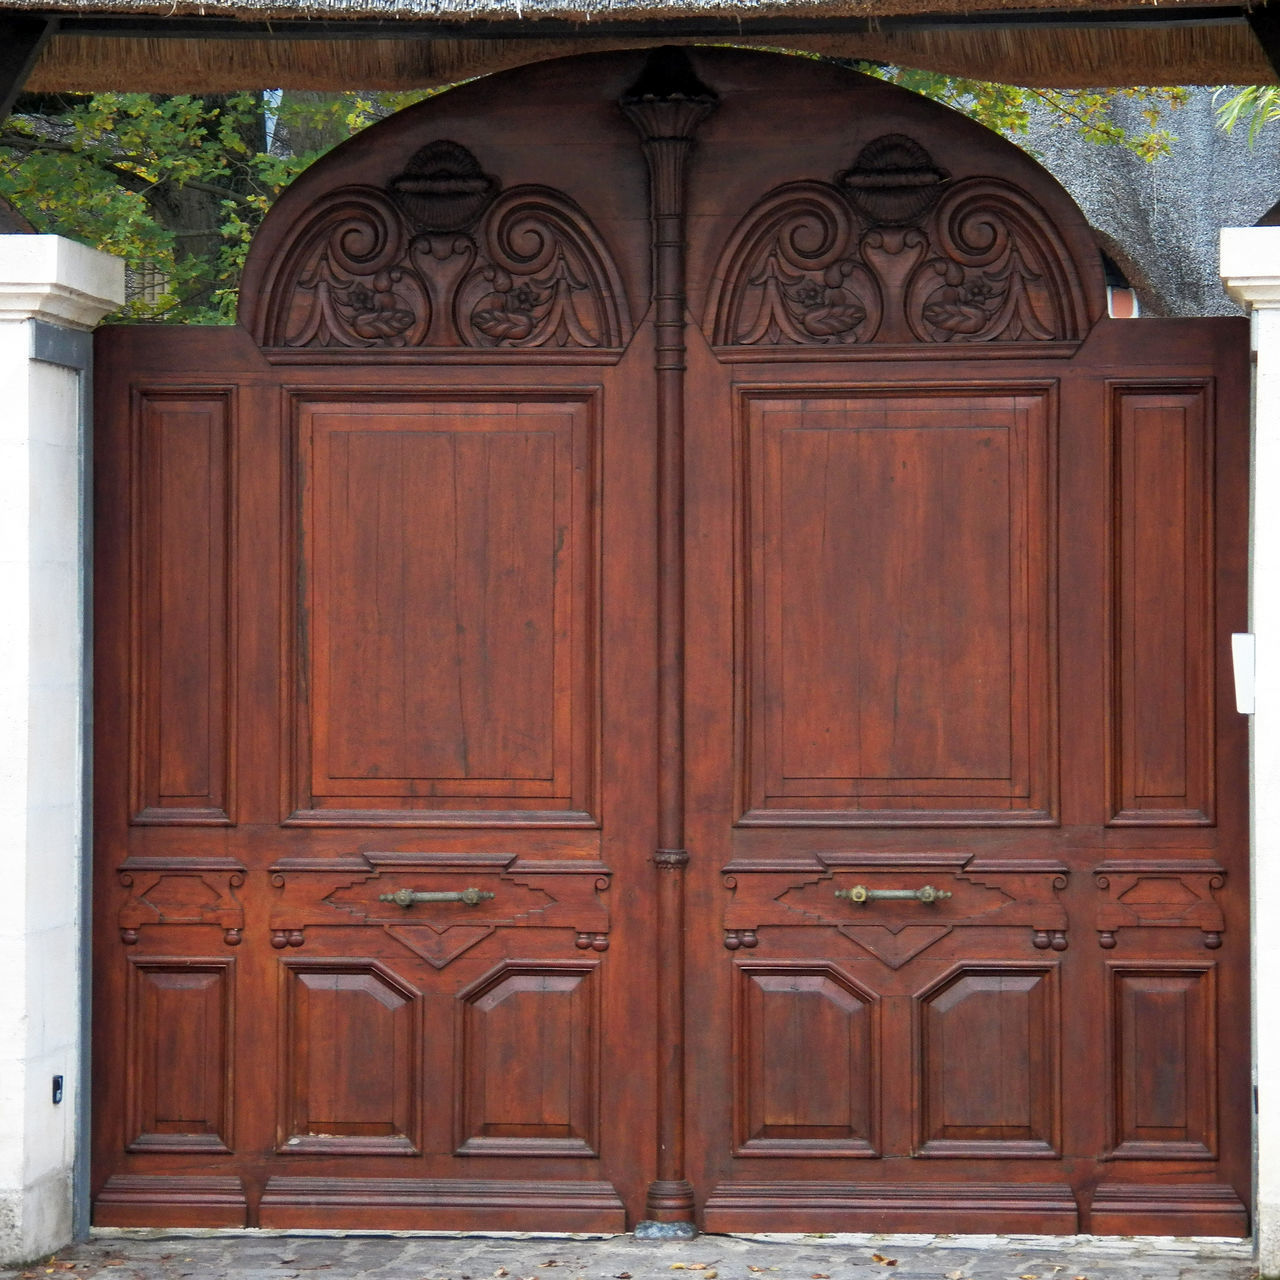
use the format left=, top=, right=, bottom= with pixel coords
left=92, top=47, right=1251, bottom=1234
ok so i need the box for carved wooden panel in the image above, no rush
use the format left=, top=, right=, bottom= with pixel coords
left=1094, top=860, right=1225, bottom=950
left=734, top=963, right=877, bottom=1156
left=456, top=961, right=599, bottom=1156
left=268, top=853, right=610, bottom=953
left=280, top=961, right=420, bottom=1154
left=130, top=391, right=233, bottom=825
left=705, top=135, right=1091, bottom=358
left=1108, top=963, right=1217, bottom=1160
left=125, top=957, right=234, bottom=1152
left=742, top=387, right=1054, bottom=824
left=1110, top=384, right=1214, bottom=825
left=253, top=141, right=631, bottom=361
left=118, top=867, right=245, bottom=947
left=292, top=395, right=596, bottom=823
left=724, top=855, right=1069, bottom=956
left=916, top=965, right=1059, bottom=1157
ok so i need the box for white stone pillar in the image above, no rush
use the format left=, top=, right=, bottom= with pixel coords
left=1223, top=227, right=1280, bottom=1279
left=0, top=236, right=122, bottom=1265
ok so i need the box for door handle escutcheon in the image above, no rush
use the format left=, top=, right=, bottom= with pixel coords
left=379, top=888, right=495, bottom=907
left=835, top=885, right=952, bottom=904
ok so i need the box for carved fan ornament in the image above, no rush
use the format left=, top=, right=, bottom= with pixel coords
left=256, top=140, right=631, bottom=357
left=707, top=134, right=1091, bottom=353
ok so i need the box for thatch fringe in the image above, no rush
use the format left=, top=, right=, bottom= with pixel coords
left=22, top=21, right=1274, bottom=91
left=0, top=0, right=1243, bottom=17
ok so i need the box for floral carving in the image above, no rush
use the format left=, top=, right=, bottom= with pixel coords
left=706, top=135, right=1091, bottom=351
left=256, top=143, right=630, bottom=355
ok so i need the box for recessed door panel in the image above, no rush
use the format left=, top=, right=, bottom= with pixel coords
left=916, top=965, right=1059, bottom=1157
left=295, top=395, right=596, bottom=823
left=742, top=388, right=1054, bottom=824
left=735, top=963, right=878, bottom=1156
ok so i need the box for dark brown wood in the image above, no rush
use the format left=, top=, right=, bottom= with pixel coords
left=621, top=46, right=717, bottom=1231
left=49, top=8, right=1262, bottom=43
left=93, top=47, right=1251, bottom=1238
left=1110, top=384, right=1214, bottom=824
left=130, top=391, right=234, bottom=825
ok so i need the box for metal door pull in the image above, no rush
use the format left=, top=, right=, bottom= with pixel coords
left=379, top=888, right=495, bottom=907
left=836, top=885, right=952, bottom=904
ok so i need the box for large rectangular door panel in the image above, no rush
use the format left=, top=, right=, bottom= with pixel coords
left=742, top=387, right=1054, bottom=825
left=295, top=396, right=596, bottom=823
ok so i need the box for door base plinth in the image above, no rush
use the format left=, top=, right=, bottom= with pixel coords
left=702, top=1181, right=1080, bottom=1235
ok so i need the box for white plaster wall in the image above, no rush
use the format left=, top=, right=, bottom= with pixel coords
left=1223, top=227, right=1280, bottom=1280
left=0, top=237, right=122, bottom=1267
left=0, top=327, right=78, bottom=1262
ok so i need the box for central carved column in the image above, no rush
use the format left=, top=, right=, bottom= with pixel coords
left=621, top=47, right=717, bottom=1239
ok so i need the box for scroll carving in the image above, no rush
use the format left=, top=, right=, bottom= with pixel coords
left=706, top=134, right=1090, bottom=353
left=256, top=141, right=631, bottom=356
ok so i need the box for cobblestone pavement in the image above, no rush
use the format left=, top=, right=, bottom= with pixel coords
left=0, top=1232, right=1257, bottom=1280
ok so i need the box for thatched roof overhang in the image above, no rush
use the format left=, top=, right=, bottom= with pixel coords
left=2, top=0, right=1277, bottom=99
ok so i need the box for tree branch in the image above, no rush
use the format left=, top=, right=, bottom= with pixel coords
left=0, top=129, right=256, bottom=205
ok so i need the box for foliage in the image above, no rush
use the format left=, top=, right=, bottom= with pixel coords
left=857, top=67, right=1188, bottom=162
left=0, top=90, right=432, bottom=321
left=1215, top=85, right=1280, bottom=145
left=0, top=72, right=1187, bottom=323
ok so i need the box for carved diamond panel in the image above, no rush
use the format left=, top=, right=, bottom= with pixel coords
left=456, top=961, right=599, bottom=1156
left=280, top=961, right=420, bottom=1154
left=916, top=964, right=1060, bottom=1157
left=734, top=963, right=878, bottom=1156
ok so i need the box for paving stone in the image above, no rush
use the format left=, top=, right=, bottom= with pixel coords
left=0, top=1231, right=1257, bottom=1280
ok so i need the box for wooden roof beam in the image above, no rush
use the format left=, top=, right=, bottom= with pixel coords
left=38, top=5, right=1251, bottom=41
left=1248, top=0, right=1280, bottom=76
left=0, top=17, right=56, bottom=122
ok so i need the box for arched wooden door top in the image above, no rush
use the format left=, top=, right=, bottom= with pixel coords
left=237, top=48, right=1107, bottom=358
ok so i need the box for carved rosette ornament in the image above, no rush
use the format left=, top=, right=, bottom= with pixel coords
left=706, top=134, right=1089, bottom=352
left=256, top=140, right=631, bottom=355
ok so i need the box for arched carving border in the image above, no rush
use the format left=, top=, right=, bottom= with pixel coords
left=243, top=139, right=633, bottom=363
left=704, top=133, right=1097, bottom=358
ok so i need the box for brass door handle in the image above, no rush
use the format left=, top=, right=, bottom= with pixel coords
left=378, top=888, right=495, bottom=907
left=836, top=885, right=952, bottom=904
